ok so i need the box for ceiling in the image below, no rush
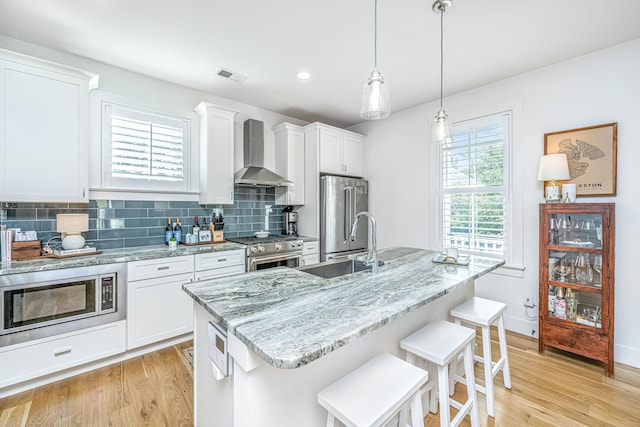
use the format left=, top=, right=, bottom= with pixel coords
left=1, top=0, right=640, bottom=128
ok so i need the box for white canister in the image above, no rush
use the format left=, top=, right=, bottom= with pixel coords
left=563, top=183, right=577, bottom=203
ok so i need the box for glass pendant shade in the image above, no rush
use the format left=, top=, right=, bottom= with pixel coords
left=360, top=68, right=390, bottom=120
left=431, top=108, right=451, bottom=143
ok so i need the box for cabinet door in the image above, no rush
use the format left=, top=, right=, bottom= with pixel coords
left=274, top=123, right=305, bottom=205
left=195, top=102, right=238, bottom=205
left=342, top=134, right=364, bottom=177
left=127, top=271, right=194, bottom=349
left=318, top=129, right=344, bottom=175
left=0, top=59, right=90, bottom=202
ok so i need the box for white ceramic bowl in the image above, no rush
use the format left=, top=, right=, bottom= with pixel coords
left=254, top=231, right=269, bottom=238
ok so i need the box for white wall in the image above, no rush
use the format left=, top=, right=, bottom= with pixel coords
left=0, top=35, right=308, bottom=201
left=351, top=38, right=640, bottom=368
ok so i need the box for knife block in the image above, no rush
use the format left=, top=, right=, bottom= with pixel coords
left=213, top=230, right=224, bottom=243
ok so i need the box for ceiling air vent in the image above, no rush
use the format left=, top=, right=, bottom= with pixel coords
left=216, top=68, right=248, bottom=83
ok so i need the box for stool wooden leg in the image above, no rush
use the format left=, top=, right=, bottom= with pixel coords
left=409, top=391, right=424, bottom=427
left=463, top=342, right=480, bottom=427
left=497, top=315, right=512, bottom=389
left=326, top=413, right=335, bottom=427
left=449, top=318, right=461, bottom=395
left=437, top=364, right=451, bottom=427
left=481, top=324, right=495, bottom=417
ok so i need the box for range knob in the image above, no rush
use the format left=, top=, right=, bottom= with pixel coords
left=274, top=243, right=282, bottom=250
left=250, top=246, right=258, bottom=254
left=257, top=246, right=265, bottom=252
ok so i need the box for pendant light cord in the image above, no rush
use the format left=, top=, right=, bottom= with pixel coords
left=374, top=0, right=378, bottom=69
left=439, top=6, right=444, bottom=109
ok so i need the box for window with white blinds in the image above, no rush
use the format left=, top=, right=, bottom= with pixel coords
left=440, top=112, right=510, bottom=258
left=102, top=103, right=189, bottom=192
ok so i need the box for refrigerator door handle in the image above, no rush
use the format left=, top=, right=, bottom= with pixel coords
left=344, top=186, right=354, bottom=241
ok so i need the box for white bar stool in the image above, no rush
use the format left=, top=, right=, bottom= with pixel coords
left=400, top=320, right=479, bottom=427
left=450, top=297, right=512, bottom=417
left=317, top=352, right=428, bottom=427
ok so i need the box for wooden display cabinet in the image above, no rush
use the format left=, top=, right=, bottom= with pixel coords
left=538, top=203, right=615, bottom=377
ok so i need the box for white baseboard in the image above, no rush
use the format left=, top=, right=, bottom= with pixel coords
left=503, top=312, right=538, bottom=339
left=615, top=343, right=640, bottom=369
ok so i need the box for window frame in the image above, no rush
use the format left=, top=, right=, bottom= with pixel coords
left=101, top=101, right=191, bottom=193
left=437, top=111, right=513, bottom=264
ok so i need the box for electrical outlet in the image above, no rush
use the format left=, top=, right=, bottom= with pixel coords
left=523, top=295, right=535, bottom=308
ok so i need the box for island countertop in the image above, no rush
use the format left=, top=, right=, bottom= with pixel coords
left=183, top=247, right=504, bottom=369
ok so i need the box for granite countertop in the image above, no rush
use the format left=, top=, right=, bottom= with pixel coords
left=0, top=241, right=247, bottom=276
left=183, top=247, right=504, bottom=369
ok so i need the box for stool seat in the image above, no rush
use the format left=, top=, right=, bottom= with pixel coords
left=401, top=320, right=480, bottom=427
left=318, top=352, right=428, bottom=427
left=450, top=297, right=512, bottom=418
left=450, top=296, right=506, bottom=326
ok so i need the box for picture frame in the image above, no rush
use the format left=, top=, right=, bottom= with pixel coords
left=544, top=122, right=617, bottom=197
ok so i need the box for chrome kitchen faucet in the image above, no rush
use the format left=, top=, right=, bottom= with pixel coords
left=345, top=211, right=379, bottom=273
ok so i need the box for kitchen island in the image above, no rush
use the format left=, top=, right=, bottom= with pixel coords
left=183, top=247, right=504, bottom=426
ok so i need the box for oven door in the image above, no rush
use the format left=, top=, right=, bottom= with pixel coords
left=248, top=253, right=303, bottom=271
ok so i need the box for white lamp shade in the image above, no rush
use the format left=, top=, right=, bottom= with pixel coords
left=538, top=153, right=570, bottom=181
left=56, top=214, right=89, bottom=232
left=360, top=68, right=391, bottom=120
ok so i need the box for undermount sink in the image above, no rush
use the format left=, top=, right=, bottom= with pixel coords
left=298, top=258, right=384, bottom=279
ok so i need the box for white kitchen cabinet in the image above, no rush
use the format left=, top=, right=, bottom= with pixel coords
left=194, top=102, right=238, bottom=205
left=0, top=321, right=125, bottom=389
left=194, top=249, right=246, bottom=281
left=302, top=241, right=320, bottom=266
left=0, top=49, right=98, bottom=202
left=127, top=255, right=195, bottom=349
left=305, top=123, right=364, bottom=178
left=273, top=122, right=305, bottom=206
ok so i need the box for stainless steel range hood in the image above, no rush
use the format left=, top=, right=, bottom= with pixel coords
left=234, top=119, right=292, bottom=187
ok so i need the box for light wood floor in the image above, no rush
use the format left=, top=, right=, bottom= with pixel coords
left=1, top=332, right=639, bottom=426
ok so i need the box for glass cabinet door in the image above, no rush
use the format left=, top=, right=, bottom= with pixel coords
left=546, top=212, right=604, bottom=329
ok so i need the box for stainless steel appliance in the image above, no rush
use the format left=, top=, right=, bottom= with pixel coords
left=0, top=263, right=126, bottom=347
left=226, top=235, right=303, bottom=271
left=283, top=211, right=298, bottom=236
left=320, top=175, right=369, bottom=261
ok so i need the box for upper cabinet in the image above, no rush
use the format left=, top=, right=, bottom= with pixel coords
left=194, top=102, right=238, bottom=205
left=305, top=123, right=364, bottom=178
left=0, top=49, right=98, bottom=202
left=273, top=122, right=305, bottom=206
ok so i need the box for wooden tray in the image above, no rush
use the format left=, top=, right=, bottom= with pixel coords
left=181, top=241, right=227, bottom=246
left=41, top=250, right=103, bottom=259
left=432, top=254, right=470, bottom=265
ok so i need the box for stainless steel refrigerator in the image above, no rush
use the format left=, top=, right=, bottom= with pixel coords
left=320, top=175, right=369, bottom=261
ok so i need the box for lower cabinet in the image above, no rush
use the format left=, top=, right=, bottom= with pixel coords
left=0, top=321, right=126, bottom=389
left=127, top=256, right=195, bottom=350
left=303, top=241, right=320, bottom=266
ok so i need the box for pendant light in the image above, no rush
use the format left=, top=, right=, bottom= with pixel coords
left=360, top=0, right=390, bottom=120
left=430, top=0, right=452, bottom=143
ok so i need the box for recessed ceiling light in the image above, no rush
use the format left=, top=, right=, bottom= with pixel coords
left=296, top=71, right=310, bottom=80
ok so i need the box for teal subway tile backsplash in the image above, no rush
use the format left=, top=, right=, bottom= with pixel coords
left=0, top=185, right=284, bottom=250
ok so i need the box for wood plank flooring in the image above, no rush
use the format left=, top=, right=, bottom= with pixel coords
left=1, top=331, right=639, bottom=426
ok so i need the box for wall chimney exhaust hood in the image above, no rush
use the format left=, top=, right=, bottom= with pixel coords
left=234, top=119, right=292, bottom=187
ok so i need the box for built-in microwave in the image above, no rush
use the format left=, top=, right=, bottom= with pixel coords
left=0, top=263, right=126, bottom=347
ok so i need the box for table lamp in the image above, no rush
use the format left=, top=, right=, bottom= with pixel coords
left=538, top=153, right=570, bottom=203
left=56, top=214, right=89, bottom=250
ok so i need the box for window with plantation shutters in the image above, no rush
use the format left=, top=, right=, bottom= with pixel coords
left=102, top=103, right=189, bottom=192
left=440, top=112, right=510, bottom=258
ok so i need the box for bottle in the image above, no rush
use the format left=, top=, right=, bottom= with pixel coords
left=165, top=217, right=173, bottom=245
left=192, top=216, right=200, bottom=236
left=554, top=287, right=567, bottom=319
left=202, top=217, right=208, bottom=234
left=173, top=218, right=182, bottom=243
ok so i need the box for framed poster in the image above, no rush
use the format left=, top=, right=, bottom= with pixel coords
left=544, top=122, right=617, bottom=197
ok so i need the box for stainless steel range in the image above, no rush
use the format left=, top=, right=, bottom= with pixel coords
left=226, top=235, right=304, bottom=271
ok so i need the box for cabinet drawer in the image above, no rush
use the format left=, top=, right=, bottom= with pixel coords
left=127, top=255, right=194, bottom=281
left=0, top=321, right=126, bottom=388
left=303, top=242, right=319, bottom=255
left=195, top=249, right=245, bottom=271
left=195, top=264, right=246, bottom=282
left=541, top=322, right=610, bottom=362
